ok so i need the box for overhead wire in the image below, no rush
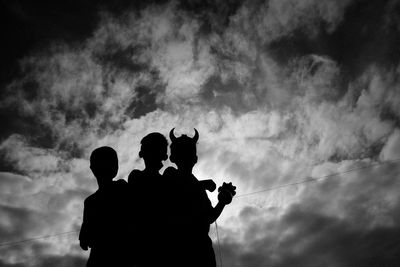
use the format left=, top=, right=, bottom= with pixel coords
left=213, top=157, right=400, bottom=267
left=0, top=230, right=79, bottom=249
left=236, top=158, right=400, bottom=198
left=215, top=221, right=223, bottom=267
left=0, top=158, right=399, bottom=252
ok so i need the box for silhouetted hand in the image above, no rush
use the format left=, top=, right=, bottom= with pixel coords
left=218, top=182, right=236, bottom=205
left=200, top=179, right=216, bottom=192
left=80, top=241, right=89, bottom=251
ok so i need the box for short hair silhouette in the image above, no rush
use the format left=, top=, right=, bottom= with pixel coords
left=137, top=132, right=168, bottom=172
left=79, top=146, right=130, bottom=267
left=90, top=146, right=118, bottom=187
left=139, top=132, right=168, bottom=160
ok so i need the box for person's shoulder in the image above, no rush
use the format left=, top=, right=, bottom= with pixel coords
left=128, top=169, right=143, bottom=184
left=113, top=179, right=128, bottom=190
left=163, top=166, right=177, bottom=177
left=114, top=179, right=128, bottom=186
left=111, top=179, right=129, bottom=202
left=84, top=192, right=98, bottom=205
left=191, top=174, right=200, bottom=182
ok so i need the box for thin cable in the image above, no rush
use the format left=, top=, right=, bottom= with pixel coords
left=236, top=158, right=400, bottom=198
left=1, top=158, right=399, bottom=249
left=0, top=230, right=79, bottom=249
left=215, top=221, right=223, bottom=267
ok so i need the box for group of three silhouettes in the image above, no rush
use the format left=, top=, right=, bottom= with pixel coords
left=79, top=128, right=236, bottom=267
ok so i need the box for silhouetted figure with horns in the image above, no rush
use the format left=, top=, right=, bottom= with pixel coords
left=128, top=132, right=169, bottom=267
left=164, top=128, right=236, bottom=267
left=79, top=146, right=130, bottom=267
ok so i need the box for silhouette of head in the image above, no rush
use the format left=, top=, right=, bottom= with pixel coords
left=139, top=132, right=168, bottom=171
left=169, top=128, right=199, bottom=172
left=90, top=146, right=118, bottom=188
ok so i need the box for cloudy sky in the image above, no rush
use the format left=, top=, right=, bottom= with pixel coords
left=1, top=0, right=400, bottom=266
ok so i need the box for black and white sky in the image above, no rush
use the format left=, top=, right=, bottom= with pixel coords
left=1, top=0, right=400, bottom=266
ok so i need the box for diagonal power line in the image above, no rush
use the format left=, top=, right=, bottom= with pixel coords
left=1, top=158, right=399, bottom=249
left=235, top=158, right=400, bottom=198
left=0, top=230, right=79, bottom=249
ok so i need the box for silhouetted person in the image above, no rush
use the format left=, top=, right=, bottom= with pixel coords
left=163, top=128, right=236, bottom=267
left=128, top=132, right=169, bottom=267
left=79, top=146, right=130, bottom=267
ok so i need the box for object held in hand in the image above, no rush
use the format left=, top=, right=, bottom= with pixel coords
left=200, top=179, right=217, bottom=192
left=218, top=182, right=237, bottom=204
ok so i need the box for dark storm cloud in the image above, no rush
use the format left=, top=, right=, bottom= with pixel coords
left=0, top=255, right=86, bottom=267
left=0, top=0, right=97, bottom=86
left=36, top=255, right=86, bottom=267
left=269, top=0, right=400, bottom=80
left=191, top=0, right=357, bottom=112
left=197, top=0, right=400, bottom=112
left=226, top=209, right=400, bottom=267
left=0, top=260, right=25, bottom=267
left=0, top=0, right=171, bottom=141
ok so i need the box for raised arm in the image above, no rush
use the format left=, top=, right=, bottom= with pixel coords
left=208, top=182, right=236, bottom=223
left=199, top=179, right=216, bottom=192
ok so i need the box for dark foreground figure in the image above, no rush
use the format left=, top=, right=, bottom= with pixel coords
left=128, top=132, right=169, bottom=267
left=79, top=132, right=236, bottom=267
left=79, top=146, right=130, bottom=267
left=164, top=129, right=236, bottom=267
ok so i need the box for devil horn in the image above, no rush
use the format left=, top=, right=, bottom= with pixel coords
left=169, top=128, right=177, bottom=142
left=193, top=128, right=199, bottom=143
